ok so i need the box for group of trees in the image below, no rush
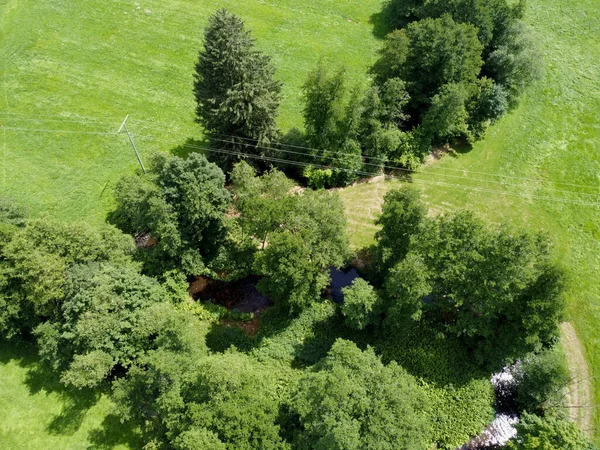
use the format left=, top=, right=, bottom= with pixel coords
left=193, top=5, right=540, bottom=189
left=0, top=160, right=594, bottom=448
left=108, top=154, right=350, bottom=311
left=347, top=187, right=565, bottom=367
left=0, top=3, right=590, bottom=448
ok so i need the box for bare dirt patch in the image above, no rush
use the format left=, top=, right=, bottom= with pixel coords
left=561, top=322, right=593, bottom=437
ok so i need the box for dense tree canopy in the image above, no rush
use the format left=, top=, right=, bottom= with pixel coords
left=506, top=413, right=597, bottom=450
left=194, top=8, right=282, bottom=169
left=110, top=153, right=230, bottom=275
left=0, top=219, right=134, bottom=337
left=0, top=5, right=583, bottom=448
left=253, top=188, right=350, bottom=310
left=301, top=62, right=363, bottom=186
left=374, top=15, right=483, bottom=115
left=340, top=278, right=381, bottom=330
left=292, top=339, right=434, bottom=449
left=374, top=186, right=427, bottom=277
left=379, top=193, right=565, bottom=366
left=34, top=263, right=168, bottom=388
left=516, top=347, right=571, bottom=415
left=368, top=0, right=540, bottom=149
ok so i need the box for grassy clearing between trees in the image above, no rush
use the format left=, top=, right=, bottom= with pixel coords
left=0, top=0, right=382, bottom=222
left=0, top=340, right=141, bottom=449
left=342, top=0, right=600, bottom=442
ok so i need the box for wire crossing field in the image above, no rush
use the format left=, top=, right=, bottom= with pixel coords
left=0, top=0, right=382, bottom=222
left=1, top=0, right=599, bottom=446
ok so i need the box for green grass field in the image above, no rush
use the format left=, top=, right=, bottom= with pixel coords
left=1, top=0, right=599, bottom=446
left=0, top=0, right=382, bottom=222
left=0, top=341, right=141, bottom=449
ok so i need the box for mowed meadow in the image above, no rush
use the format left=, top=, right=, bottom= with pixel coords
left=0, top=0, right=382, bottom=221
left=1, top=0, right=600, bottom=447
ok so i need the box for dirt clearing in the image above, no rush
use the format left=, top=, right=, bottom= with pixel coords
left=561, top=322, right=593, bottom=437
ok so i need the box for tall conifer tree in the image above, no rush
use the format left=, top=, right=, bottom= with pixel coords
left=194, top=9, right=282, bottom=169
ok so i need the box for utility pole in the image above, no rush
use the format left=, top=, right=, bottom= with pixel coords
left=118, top=114, right=146, bottom=174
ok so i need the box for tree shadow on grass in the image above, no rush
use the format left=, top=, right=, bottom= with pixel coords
left=0, top=339, right=141, bottom=445
left=170, top=137, right=210, bottom=159
left=87, top=414, right=143, bottom=450
left=369, top=3, right=395, bottom=40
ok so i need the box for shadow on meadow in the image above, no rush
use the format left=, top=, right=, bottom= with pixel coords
left=0, top=339, right=141, bottom=448
left=369, top=9, right=394, bottom=40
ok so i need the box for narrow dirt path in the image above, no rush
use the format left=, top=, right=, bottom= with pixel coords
left=560, top=322, right=593, bottom=437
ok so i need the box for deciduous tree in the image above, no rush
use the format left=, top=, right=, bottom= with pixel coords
left=110, top=153, right=230, bottom=275
left=292, top=339, right=433, bottom=449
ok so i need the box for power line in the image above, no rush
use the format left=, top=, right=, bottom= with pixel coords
left=138, top=120, right=600, bottom=192
left=141, top=133, right=600, bottom=200
left=0, top=111, right=118, bottom=122
left=0, top=115, right=119, bottom=126
left=0, top=126, right=117, bottom=136
left=5, top=111, right=598, bottom=193
left=140, top=136, right=600, bottom=208
left=206, top=131, right=600, bottom=192
left=3, top=117, right=598, bottom=204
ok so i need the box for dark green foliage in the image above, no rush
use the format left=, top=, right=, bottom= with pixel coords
left=516, top=347, right=571, bottom=415
left=248, top=187, right=349, bottom=310
left=193, top=9, right=282, bottom=169
left=180, top=353, right=286, bottom=450
left=34, top=263, right=168, bottom=388
left=303, top=63, right=347, bottom=152
left=115, top=350, right=286, bottom=450
left=231, top=161, right=294, bottom=248
left=340, top=279, right=381, bottom=330
left=174, top=428, right=227, bottom=450
left=292, top=339, right=434, bottom=449
left=506, top=412, right=596, bottom=450
left=113, top=329, right=209, bottom=442
left=376, top=0, right=538, bottom=147
left=232, top=164, right=350, bottom=309
left=359, top=78, right=418, bottom=169
left=109, top=152, right=231, bottom=275
left=301, top=62, right=363, bottom=186
left=375, top=304, right=495, bottom=449
left=466, top=77, right=509, bottom=140
left=0, top=197, right=27, bottom=228
left=375, top=15, right=483, bottom=114
left=371, top=30, right=410, bottom=85
left=420, top=82, right=470, bottom=143
left=374, top=186, right=427, bottom=277
left=385, top=205, right=565, bottom=367
left=255, top=231, right=326, bottom=311
left=206, top=324, right=254, bottom=353
left=252, top=301, right=342, bottom=366
left=384, top=252, right=430, bottom=321
left=385, top=0, right=525, bottom=52
left=0, top=219, right=134, bottom=337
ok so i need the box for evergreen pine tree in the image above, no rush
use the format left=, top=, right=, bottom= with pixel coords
left=194, top=9, right=282, bottom=170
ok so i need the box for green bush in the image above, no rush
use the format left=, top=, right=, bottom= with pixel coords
left=516, top=347, right=571, bottom=414
left=303, top=166, right=335, bottom=189
left=506, top=412, right=596, bottom=450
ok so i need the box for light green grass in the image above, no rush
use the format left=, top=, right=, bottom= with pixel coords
left=0, top=0, right=383, bottom=223
left=0, top=341, right=141, bottom=449
left=341, top=0, right=600, bottom=442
